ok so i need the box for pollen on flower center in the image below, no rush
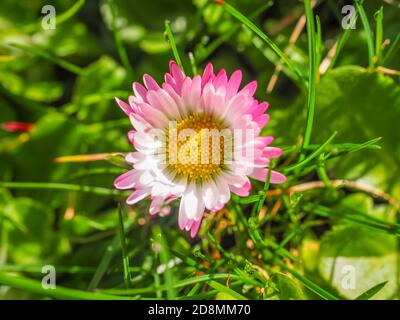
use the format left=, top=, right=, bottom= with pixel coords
left=165, top=113, right=229, bottom=181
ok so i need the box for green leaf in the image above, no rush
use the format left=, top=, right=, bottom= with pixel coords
left=355, top=281, right=387, bottom=300
left=215, top=292, right=238, bottom=300
left=274, top=258, right=340, bottom=300
left=275, top=66, right=400, bottom=197
left=0, top=272, right=135, bottom=300
left=152, top=226, right=176, bottom=299
left=315, top=67, right=400, bottom=195
left=355, top=0, right=375, bottom=69
left=272, top=273, right=305, bottom=300
left=318, top=224, right=398, bottom=299
left=208, top=280, right=247, bottom=300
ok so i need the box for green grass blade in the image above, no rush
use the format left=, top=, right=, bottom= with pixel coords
left=274, top=259, right=340, bottom=300
left=249, top=228, right=296, bottom=261
left=0, top=272, right=135, bottom=300
left=107, top=0, right=134, bottom=78
left=303, top=203, right=400, bottom=236
left=355, top=281, right=387, bottom=300
left=165, top=20, right=185, bottom=73
left=176, top=289, right=218, bottom=300
left=316, top=153, right=331, bottom=187
left=233, top=194, right=260, bottom=204
left=88, top=235, right=120, bottom=290
left=188, top=52, right=198, bottom=75
left=186, top=282, right=202, bottom=297
left=334, top=137, right=382, bottom=155
left=170, top=249, right=202, bottom=269
left=329, top=31, right=351, bottom=71
left=374, top=6, right=384, bottom=64
left=0, top=265, right=96, bottom=274
left=254, top=167, right=272, bottom=217
left=15, top=0, right=85, bottom=33
left=340, top=203, right=400, bottom=229
left=87, top=214, right=136, bottom=291
left=99, top=273, right=239, bottom=295
left=219, top=1, right=302, bottom=81
left=153, top=254, right=162, bottom=298
left=196, top=1, right=273, bottom=62
left=302, top=0, right=318, bottom=149
left=7, top=43, right=83, bottom=75
left=118, top=204, right=131, bottom=288
left=57, top=0, right=86, bottom=25
left=0, top=181, right=125, bottom=197
left=382, top=32, right=400, bottom=65
left=315, top=15, right=323, bottom=67
left=285, top=131, right=337, bottom=173
left=207, top=280, right=247, bottom=300
left=68, top=167, right=125, bottom=181
left=355, top=0, right=375, bottom=69
left=282, top=137, right=381, bottom=154
left=152, top=226, right=176, bottom=299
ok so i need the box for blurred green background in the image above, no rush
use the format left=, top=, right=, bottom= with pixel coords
left=0, top=0, right=399, bottom=300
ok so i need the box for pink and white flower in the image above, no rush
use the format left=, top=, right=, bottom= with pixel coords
left=114, top=61, right=286, bottom=237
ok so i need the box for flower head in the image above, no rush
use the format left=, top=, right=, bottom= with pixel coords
left=114, top=61, right=286, bottom=237
left=1, top=121, right=33, bottom=132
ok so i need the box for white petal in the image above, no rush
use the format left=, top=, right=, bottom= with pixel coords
left=129, top=113, right=152, bottom=132
left=214, top=177, right=231, bottom=204
left=126, top=189, right=150, bottom=205
left=139, top=170, right=154, bottom=185
left=125, top=152, right=141, bottom=164
left=180, top=183, right=205, bottom=221
left=202, top=180, right=219, bottom=210
left=151, top=182, right=172, bottom=197
left=221, top=172, right=248, bottom=188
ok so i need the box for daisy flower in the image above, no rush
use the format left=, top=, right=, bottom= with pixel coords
left=114, top=61, right=286, bottom=237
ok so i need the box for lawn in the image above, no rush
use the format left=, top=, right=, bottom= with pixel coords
left=0, top=0, right=399, bottom=300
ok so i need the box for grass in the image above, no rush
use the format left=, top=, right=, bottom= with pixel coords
left=219, top=0, right=303, bottom=82
left=355, top=281, right=388, bottom=300
left=302, top=0, right=318, bottom=149
left=374, top=6, right=384, bottom=64
left=107, top=0, right=134, bottom=78
left=0, top=181, right=126, bottom=197
left=0, top=0, right=399, bottom=301
left=164, top=20, right=185, bottom=73
left=7, top=43, right=84, bottom=75
left=196, top=1, right=274, bottom=63
left=303, top=203, right=400, bottom=236
left=273, top=259, right=340, bottom=300
left=118, top=204, right=132, bottom=289
left=56, top=0, right=86, bottom=26
left=382, top=32, right=400, bottom=65
left=152, top=226, right=176, bottom=299
left=284, top=131, right=337, bottom=173
left=0, top=272, right=136, bottom=300
left=355, top=0, right=375, bottom=69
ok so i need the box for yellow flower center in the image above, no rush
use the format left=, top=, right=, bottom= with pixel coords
left=166, top=113, right=229, bottom=181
